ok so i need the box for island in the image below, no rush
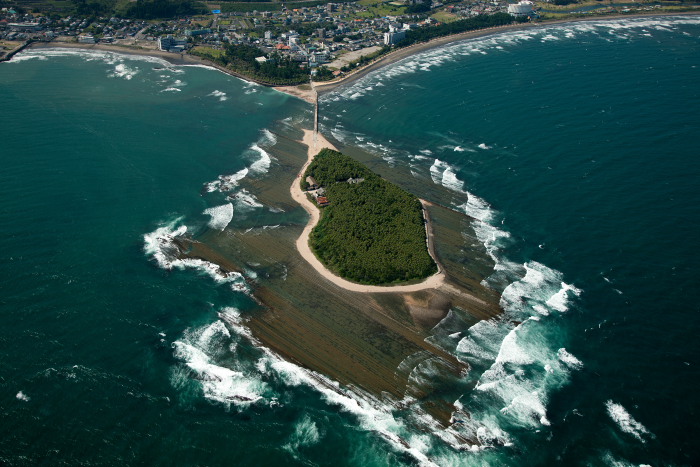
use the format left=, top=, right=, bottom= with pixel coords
left=300, top=148, right=437, bottom=285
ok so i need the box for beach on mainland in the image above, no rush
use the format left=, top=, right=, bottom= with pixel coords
left=22, top=11, right=700, bottom=104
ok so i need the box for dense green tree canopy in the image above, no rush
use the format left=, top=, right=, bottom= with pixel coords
left=399, top=13, right=521, bottom=47
left=303, top=149, right=437, bottom=285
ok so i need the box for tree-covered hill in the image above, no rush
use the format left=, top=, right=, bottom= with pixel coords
left=302, top=149, right=437, bottom=285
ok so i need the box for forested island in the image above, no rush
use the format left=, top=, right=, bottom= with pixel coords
left=301, top=148, right=437, bottom=285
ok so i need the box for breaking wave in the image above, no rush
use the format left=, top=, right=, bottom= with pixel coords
left=143, top=218, right=247, bottom=293
left=605, top=400, right=654, bottom=443
left=172, top=311, right=269, bottom=408
left=321, top=16, right=700, bottom=103
left=110, top=63, right=138, bottom=80
left=203, top=203, right=234, bottom=231
left=169, top=306, right=457, bottom=465
left=203, top=129, right=276, bottom=203
left=209, top=90, right=228, bottom=101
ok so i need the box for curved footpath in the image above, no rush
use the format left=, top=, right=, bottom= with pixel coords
left=292, top=129, right=445, bottom=293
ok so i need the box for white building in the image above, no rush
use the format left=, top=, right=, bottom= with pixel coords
left=78, top=34, right=96, bottom=44
left=507, top=1, right=534, bottom=15
left=158, top=35, right=187, bottom=52
left=383, top=26, right=406, bottom=46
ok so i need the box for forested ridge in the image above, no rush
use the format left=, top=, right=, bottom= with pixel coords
left=302, top=149, right=437, bottom=285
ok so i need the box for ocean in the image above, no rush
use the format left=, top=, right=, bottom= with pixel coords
left=1, top=16, right=699, bottom=466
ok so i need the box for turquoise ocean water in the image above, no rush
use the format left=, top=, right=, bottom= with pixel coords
left=1, top=16, right=699, bottom=466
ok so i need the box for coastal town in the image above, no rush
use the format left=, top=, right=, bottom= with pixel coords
left=0, top=0, right=690, bottom=79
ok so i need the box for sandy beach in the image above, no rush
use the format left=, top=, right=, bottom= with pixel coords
left=292, top=129, right=446, bottom=293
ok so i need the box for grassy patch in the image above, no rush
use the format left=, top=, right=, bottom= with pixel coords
left=357, top=0, right=407, bottom=17
left=191, top=45, right=225, bottom=58
left=431, top=10, right=460, bottom=23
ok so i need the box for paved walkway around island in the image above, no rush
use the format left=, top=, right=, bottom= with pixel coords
left=291, top=128, right=446, bottom=294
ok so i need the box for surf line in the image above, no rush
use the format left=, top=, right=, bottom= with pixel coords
left=290, top=87, right=445, bottom=294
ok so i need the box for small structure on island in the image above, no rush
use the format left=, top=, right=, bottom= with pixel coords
left=306, top=176, right=319, bottom=190
left=347, top=177, right=364, bottom=184
left=316, top=196, right=330, bottom=207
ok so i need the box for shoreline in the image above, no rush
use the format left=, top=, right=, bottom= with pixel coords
left=291, top=129, right=446, bottom=293
left=15, top=11, right=698, bottom=104
left=24, top=40, right=320, bottom=104
left=313, top=11, right=700, bottom=93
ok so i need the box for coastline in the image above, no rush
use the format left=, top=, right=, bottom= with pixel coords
left=292, top=129, right=446, bottom=293
left=314, top=11, right=700, bottom=93
left=16, top=11, right=699, bottom=104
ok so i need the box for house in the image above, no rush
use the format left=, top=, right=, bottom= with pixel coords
left=306, top=176, right=319, bottom=190
left=316, top=196, right=330, bottom=206
left=78, top=34, right=96, bottom=44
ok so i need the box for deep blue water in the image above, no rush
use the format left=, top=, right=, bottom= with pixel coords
left=1, top=15, right=699, bottom=466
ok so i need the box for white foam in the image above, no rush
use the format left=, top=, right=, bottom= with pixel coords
left=499, top=261, right=580, bottom=316
left=477, top=143, right=491, bottom=150
left=234, top=189, right=263, bottom=211
left=261, top=128, right=278, bottom=146
left=456, top=319, right=507, bottom=362
left=12, top=48, right=170, bottom=68
left=605, top=400, right=654, bottom=443
left=16, top=391, right=30, bottom=402
left=205, top=168, right=249, bottom=193
left=284, top=415, right=321, bottom=454
left=271, top=359, right=438, bottom=466
left=557, top=348, right=583, bottom=369
left=494, top=326, right=533, bottom=366
left=143, top=219, right=248, bottom=292
left=172, top=316, right=268, bottom=408
left=249, top=144, right=272, bottom=174
left=546, top=282, right=583, bottom=312
left=325, top=17, right=700, bottom=104
left=460, top=192, right=493, bottom=223
left=203, top=203, right=234, bottom=231
left=110, top=63, right=138, bottom=80
left=161, top=87, right=182, bottom=92
left=209, top=90, right=228, bottom=101
left=430, top=159, right=464, bottom=192
left=142, top=218, right=188, bottom=270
